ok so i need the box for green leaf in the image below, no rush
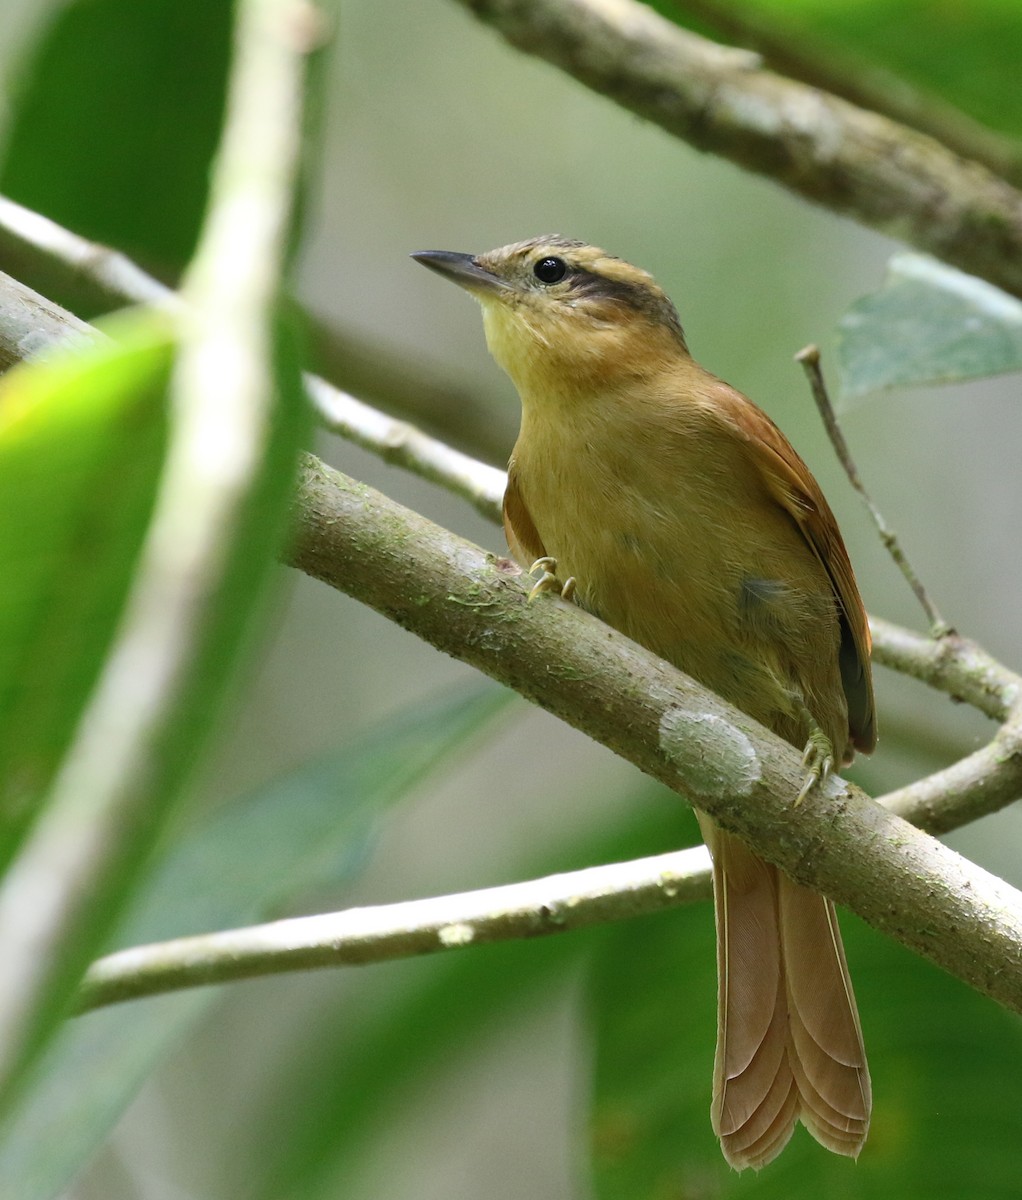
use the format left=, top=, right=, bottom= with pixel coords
left=590, top=902, right=1022, bottom=1198
left=0, top=316, right=172, bottom=873
left=0, top=683, right=512, bottom=1200
left=0, top=309, right=314, bottom=1108
left=0, top=0, right=232, bottom=283
left=836, top=253, right=1022, bottom=398
left=749, top=0, right=1022, bottom=141
left=246, top=797, right=699, bottom=1200
left=657, top=0, right=1022, bottom=141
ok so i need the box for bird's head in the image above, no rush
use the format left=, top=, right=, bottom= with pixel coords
left=412, top=236, right=688, bottom=401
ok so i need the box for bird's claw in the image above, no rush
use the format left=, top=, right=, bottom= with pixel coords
left=528, top=557, right=576, bottom=602
left=796, top=729, right=834, bottom=805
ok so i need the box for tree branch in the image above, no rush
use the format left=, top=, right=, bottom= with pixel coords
left=453, top=0, right=1022, bottom=300
left=281, top=455, right=1022, bottom=1017
left=77, top=846, right=713, bottom=1010
left=306, top=374, right=504, bottom=522
left=0, top=268, right=97, bottom=372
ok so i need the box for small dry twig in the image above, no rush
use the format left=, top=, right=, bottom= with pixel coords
left=796, top=344, right=951, bottom=638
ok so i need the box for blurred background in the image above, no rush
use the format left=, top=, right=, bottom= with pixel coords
left=2, top=1, right=1021, bottom=1197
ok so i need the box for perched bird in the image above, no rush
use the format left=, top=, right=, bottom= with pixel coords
left=413, top=237, right=875, bottom=1169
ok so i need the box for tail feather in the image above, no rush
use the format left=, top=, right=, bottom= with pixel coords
left=700, top=819, right=870, bottom=1169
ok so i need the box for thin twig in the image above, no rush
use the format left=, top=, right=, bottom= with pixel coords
left=0, top=194, right=511, bottom=466
left=77, top=847, right=713, bottom=1010
left=0, top=195, right=181, bottom=313
left=796, top=344, right=951, bottom=638
left=307, top=375, right=504, bottom=522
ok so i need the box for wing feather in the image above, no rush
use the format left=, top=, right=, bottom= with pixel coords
left=502, top=458, right=546, bottom=568
left=715, top=388, right=876, bottom=754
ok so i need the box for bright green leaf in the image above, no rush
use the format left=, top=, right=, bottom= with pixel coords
left=836, top=253, right=1022, bottom=398
left=0, top=682, right=512, bottom=1200
left=0, top=316, right=173, bottom=873
left=590, top=903, right=1022, bottom=1198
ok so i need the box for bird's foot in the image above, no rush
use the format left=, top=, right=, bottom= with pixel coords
left=797, top=725, right=834, bottom=805
left=528, top=557, right=576, bottom=603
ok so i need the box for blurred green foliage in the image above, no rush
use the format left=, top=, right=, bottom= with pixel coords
left=591, top=903, right=1022, bottom=1199
left=0, top=684, right=510, bottom=1200
left=657, top=0, right=1022, bottom=136
left=0, top=0, right=232, bottom=279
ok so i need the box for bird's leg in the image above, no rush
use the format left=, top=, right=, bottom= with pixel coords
left=527, top=556, right=577, bottom=603
left=795, top=709, right=834, bottom=806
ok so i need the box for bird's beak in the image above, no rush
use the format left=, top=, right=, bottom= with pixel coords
left=411, top=250, right=509, bottom=296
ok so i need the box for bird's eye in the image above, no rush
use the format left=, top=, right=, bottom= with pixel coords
left=533, top=256, right=567, bottom=284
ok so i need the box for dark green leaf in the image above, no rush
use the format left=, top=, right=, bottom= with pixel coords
left=658, top=0, right=1022, bottom=141
left=0, top=683, right=511, bottom=1200
left=836, top=253, right=1022, bottom=398
left=247, top=796, right=699, bottom=1200
left=590, top=901, right=1022, bottom=1198
left=0, top=0, right=232, bottom=284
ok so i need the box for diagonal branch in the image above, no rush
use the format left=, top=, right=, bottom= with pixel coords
left=2, top=210, right=1022, bottom=1018
left=284, top=456, right=1022, bottom=1017
left=452, top=0, right=1022, bottom=300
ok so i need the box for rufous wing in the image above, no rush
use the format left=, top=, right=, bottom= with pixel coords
left=716, top=387, right=876, bottom=755
left=502, top=457, right=547, bottom=568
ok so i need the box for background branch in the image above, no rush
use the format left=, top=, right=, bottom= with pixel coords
left=0, top=194, right=510, bottom=464
left=667, top=0, right=1022, bottom=187
left=0, top=195, right=509, bottom=510
left=454, top=0, right=1022, bottom=300
left=797, top=344, right=950, bottom=636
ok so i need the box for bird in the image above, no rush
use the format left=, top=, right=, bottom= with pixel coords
left=412, top=236, right=875, bottom=1169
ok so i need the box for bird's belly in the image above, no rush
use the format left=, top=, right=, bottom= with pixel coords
left=530, top=487, right=842, bottom=744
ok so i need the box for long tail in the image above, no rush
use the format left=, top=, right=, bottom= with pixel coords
left=697, top=817, right=871, bottom=1169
